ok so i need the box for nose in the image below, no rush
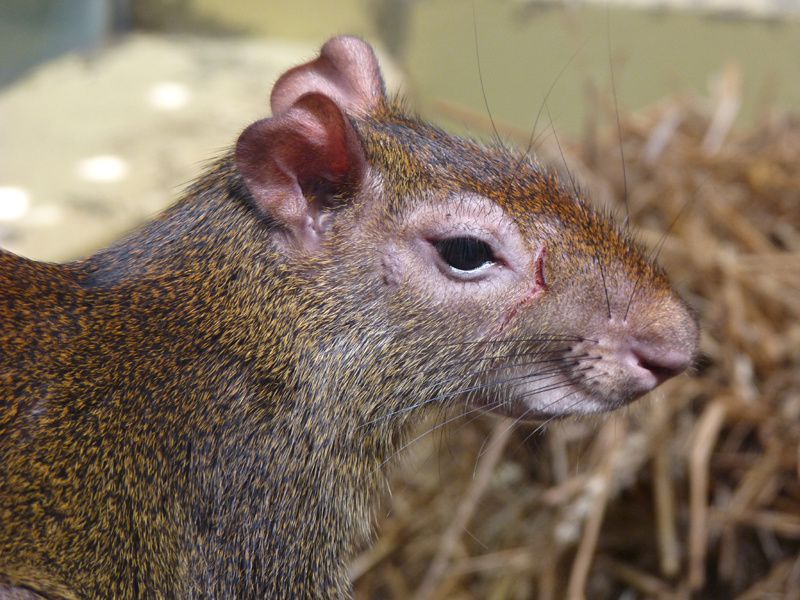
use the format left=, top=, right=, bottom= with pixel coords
left=629, top=340, right=692, bottom=387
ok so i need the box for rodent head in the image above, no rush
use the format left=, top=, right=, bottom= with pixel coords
left=235, top=36, right=698, bottom=423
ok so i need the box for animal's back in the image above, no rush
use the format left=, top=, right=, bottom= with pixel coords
left=1, top=250, right=89, bottom=415
left=0, top=251, right=94, bottom=598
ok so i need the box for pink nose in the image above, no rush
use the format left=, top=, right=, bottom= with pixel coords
left=630, top=340, right=692, bottom=386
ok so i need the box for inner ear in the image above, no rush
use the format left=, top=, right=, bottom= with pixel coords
left=235, top=92, right=366, bottom=250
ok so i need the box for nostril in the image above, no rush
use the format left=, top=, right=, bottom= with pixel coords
left=631, top=342, right=690, bottom=385
left=636, top=355, right=679, bottom=384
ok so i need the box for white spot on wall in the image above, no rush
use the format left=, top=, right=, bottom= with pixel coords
left=0, top=186, right=31, bottom=221
left=147, top=82, right=190, bottom=111
left=78, top=155, right=129, bottom=183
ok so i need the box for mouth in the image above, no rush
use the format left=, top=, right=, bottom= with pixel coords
left=463, top=332, right=692, bottom=421
left=468, top=378, right=636, bottom=421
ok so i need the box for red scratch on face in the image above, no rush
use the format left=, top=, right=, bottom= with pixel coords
left=499, top=246, right=547, bottom=331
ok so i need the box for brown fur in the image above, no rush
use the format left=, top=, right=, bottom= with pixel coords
left=0, top=41, right=696, bottom=598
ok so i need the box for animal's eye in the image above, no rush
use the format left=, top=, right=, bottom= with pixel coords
left=434, top=237, right=496, bottom=274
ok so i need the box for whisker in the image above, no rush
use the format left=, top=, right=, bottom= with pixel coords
left=505, top=43, right=584, bottom=182
left=377, top=396, right=509, bottom=470
left=526, top=44, right=585, bottom=157
left=515, top=372, right=593, bottom=402
left=518, top=375, right=603, bottom=445
left=471, top=2, right=501, bottom=146
left=415, top=349, right=584, bottom=378
left=623, top=192, right=696, bottom=320
left=474, top=375, right=600, bottom=462
left=413, top=353, right=587, bottom=394
left=475, top=402, right=536, bottom=462
left=363, top=362, right=594, bottom=429
left=377, top=369, right=603, bottom=471
left=434, top=334, right=594, bottom=347
left=652, top=192, right=696, bottom=264
left=529, top=127, right=554, bottom=155
left=484, top=355, right=599, bottom=376
left=463, top=375, right=593, bottom=440
left=519, top=399, right=580, bottom=446
left=597, top=256, right=612, bottom=320
left=607, top=9, right=629, bottom=228
left=546, top=103, right=580, bottom=199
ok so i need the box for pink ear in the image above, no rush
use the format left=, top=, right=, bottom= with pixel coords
left=270, top=36, right=385, bottom=117
left=235, top=37, right=384, bottom=250
left=235, top=92, right=365, bottom=249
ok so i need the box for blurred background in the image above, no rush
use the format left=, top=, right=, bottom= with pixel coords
left=2, top=1, right=799, bottom=598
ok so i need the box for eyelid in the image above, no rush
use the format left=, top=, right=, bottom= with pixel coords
left=448, top=260, right=494, bottom=277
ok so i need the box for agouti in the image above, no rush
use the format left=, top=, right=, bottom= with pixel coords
left=0, top=37, right=698, bottom=598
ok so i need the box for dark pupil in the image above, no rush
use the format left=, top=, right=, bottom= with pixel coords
left=434, top=237, right=494, bottom=272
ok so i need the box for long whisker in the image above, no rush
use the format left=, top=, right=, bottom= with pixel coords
left=380, top=369, right=603, bottom=471
left=505, top=43, right=585, bottom=184
left=607, top=9, right=629, bottom=228
left=546, top=103, right=580, bottom=199
left=416, top=353, right=586, bottom=390
left=428, top=366, right=598, bottom=446
left=527, top=44, right=585, bottom=157
left=433, top=334, right=594, bottom=347
left=518, top=375, right=603, bottom=445
left=363, top=362, right=595, bottom=429
left=651, top=192, right=697, bottom=264
left=473, top=375, right=599, bottom=462
left=515, top=370, right=594, bottom=402
left=471, top=2, right=501, bottom=146
left=377, top=397, right=508, bottom=470
left=623, top=192, right=696, bottom=320
left=414, top=349, right=583, bottom=378
left=597, top=256, right=612, bottom=321
left=529, top=127, right=555, bottom=155
left=482, top=355, right=599, bottom=377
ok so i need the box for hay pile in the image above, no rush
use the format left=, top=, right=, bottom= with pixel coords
left=352, top=93, right=800, bottom=599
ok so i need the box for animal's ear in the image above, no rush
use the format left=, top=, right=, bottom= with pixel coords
left=235, top=36, right=385, bottom=251
left=270, top=36, right=385, bottom=117
left=236, top=92, right=365, bottom=250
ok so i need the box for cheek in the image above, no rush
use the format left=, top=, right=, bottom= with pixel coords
left=380, top=244, right=535, bottom=333
left=498, top=281, right=545, bottom=332
left=497, top=248, right=548, bottom=330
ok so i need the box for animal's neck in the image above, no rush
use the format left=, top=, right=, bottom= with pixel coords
left=192, top=398, right=388, bottom=597
left=74, top=170, right=399, bottom=595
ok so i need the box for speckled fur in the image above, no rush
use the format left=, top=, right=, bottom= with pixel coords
left=1, top=88, right=689, bottom=599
